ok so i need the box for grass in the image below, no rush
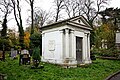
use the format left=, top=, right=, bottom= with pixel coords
left=1, top=55, right=120, bottom=80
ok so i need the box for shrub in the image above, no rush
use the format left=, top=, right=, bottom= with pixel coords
left=30, top=32, right=41, bottom=48
left=91, top=47, right=120, bottom=57
left=32, top=47, right=41, bottom=61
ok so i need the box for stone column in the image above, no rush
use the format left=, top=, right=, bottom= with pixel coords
left=84, top=33, right=88, bottom=61
left=84, top=33, right=91, bottom=63
left=65, top=28, right=69, bottom=58
left=41, top=33, right=45, bottom=61
left=87, top=33, right=91, bottom=62
left=59, top=30, right=64, bottom=59
left=70, top=30, right=74, bottom=58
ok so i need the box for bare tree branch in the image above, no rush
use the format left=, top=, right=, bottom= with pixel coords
left=54, top=0, right=65, bottom=22
left=25, top=0, right=35, bottom=35
left=64, top=0, right=78, bottom=18
left=11, top=0, right=20, bottom=28
left=11, top=0, right=24, bottom=48
left=34, top=8, right=51, bottom=27
left=0, top=0, right=13, bottom=37
left=77, top=0, right=110, bottom=28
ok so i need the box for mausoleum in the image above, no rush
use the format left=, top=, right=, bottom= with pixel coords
left=41, top=16, right=92, bottom=67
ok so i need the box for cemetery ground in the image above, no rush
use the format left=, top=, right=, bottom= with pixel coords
left=1, top=54, right=120, bottom=80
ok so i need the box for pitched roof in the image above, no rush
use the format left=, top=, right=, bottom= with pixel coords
left=41, top=16, right=92, bottom=30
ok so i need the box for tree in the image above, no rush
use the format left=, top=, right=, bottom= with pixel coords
left=64, top=0, right=78, bottom=18
left=99, top=8, right=120, bottom=30
left=25, top=0, right=35, bottom=35
left=94, top=23, right=115, bottom=49
left=78, top=0, right=110, bottom=28
left=98, top=8, right=120, bottom=49
left=11, top=0, right=25, bottom=48
left=0, top=0, right=12, bottom=37
left=0, top=0, right=12, bottom=61
left=0, top=37, right=12, bottom=50
left=7, top=29, right=19, bottom=49
left=34, top=8, right=51, bottom=27
left=25, top=25, right=41, bottom=49
left=24, top=31, right=30, bottom=49
left=54, top=0, right=65, bottom=22
left=30, top=32, right=41, bottom=48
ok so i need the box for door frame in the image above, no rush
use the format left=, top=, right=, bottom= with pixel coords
left=75, top=36, right=83, bottom=64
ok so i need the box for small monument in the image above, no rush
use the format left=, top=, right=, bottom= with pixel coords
left=116, top=30, right=120, bottom=49
left=11, top=48, right=17, bottom=59
left=20, top=49, right=30, bottom=65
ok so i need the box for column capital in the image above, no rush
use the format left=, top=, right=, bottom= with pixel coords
left=59, top=29, right=64, bottom=33
left=70, top=30, right=74, bottom=33
left=87, top=33, right=90, bottom=37
left=84, top=33, right=88, bottom=36
left=65, top=28, right=69, bottom=33
left=42, top=33, right=45, bottom=36
left=84, top=33, right=90, bottom=36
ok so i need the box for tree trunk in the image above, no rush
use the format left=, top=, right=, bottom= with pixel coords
left=30, top=1, right=34, bottom=35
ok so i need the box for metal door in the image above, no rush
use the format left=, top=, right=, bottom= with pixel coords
left=76, top=37, right=83, bottom=64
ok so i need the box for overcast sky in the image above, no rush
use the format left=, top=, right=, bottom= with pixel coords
left=5, top=0, right=120, bottom=31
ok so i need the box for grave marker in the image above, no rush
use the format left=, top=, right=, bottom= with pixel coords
left=11, top=48, right=17, bottom=59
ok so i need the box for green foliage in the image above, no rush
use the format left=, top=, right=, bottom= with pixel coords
left=0, top=38, right=12, bottom=51
left=1, top=55, right=120, bottom=80
left=24, top=32, right=30, bottom=49
left=94, top=23, right=115, bottom=49
left=30, top=32, right=42, bottom=48
left=91, top=47, right=119, bottom=57
left=26, top=23, right=42, bottom=49
left=7, top=29, right=20, bottom=50
left=90, top=30, right=95, bottom=47
left=32, top=47, right=41, bottom=61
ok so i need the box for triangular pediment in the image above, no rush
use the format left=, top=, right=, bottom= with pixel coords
left=68, top=16, right=91, bottom=27
left=41, top=16, right=92, bottom=30
left=70, top=19, right=85, bottom=25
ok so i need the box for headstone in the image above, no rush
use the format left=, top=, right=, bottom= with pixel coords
left=20, top=49, right=30, bottom=65
left=21, top=49, right=29, bottom=55
left=11, top=48, right=17, bottom=59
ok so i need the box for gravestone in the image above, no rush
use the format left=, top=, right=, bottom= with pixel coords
left=11, top=48, right=17, bottom=59
left=21, top=49, right=29, bottom=54
left=20, top=49, right=30, bottom=65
